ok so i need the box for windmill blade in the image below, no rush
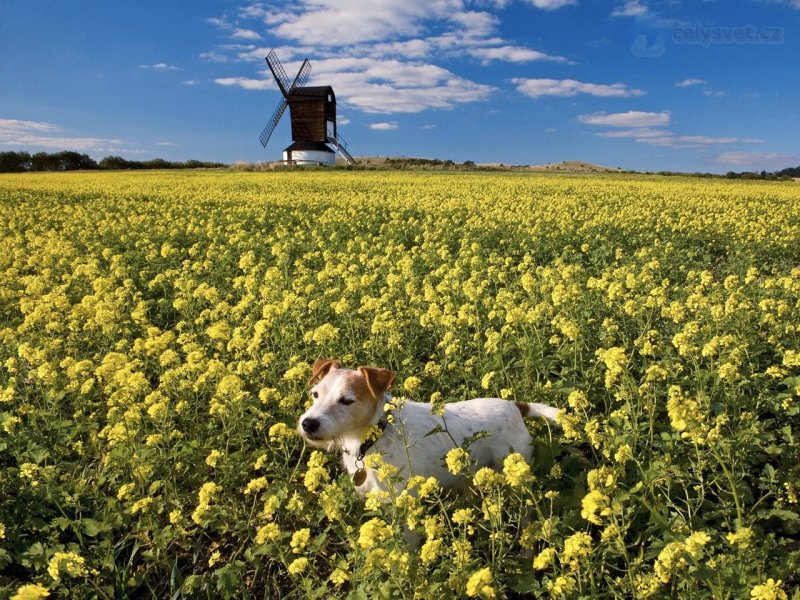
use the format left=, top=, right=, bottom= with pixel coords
left=265, top=49, right=291, bottom=97
left=259, top=99, right=288, bottom=148
left=288, top=59, right=311, bottom=93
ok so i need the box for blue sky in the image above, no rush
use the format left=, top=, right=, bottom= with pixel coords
left=1, top=0, right=798, bottom=172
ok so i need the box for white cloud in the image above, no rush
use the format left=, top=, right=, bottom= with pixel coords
left=637, top=135, right=756, bottom=148
left=200, top=51, right=228, bottom=63
left=0, top=119, right=60, bottom=134
left=766, top=0, right=800, bottom=9
left=597, top=127, right=671, bottom=139
left=155, top=141, right=176, bottom=146
left=183, top=79, right=200, bottom=86
left=530, top=0, right=577, bottom=10
left=338, top=116, right=351, bottom=125
left=214, top=76, right=273, bottom=90
left=714, top=151, right=799, bottom=170
left=210, top=1, right=563, bottom=115
left=703, top=89, right=726, bottom=97
left=231, top=28, right=262, bottom=40
left=269, top=0, right=463, bottom=47
left=469, top=45, right=568, bottom=64
left=0, top=118, right=122, bottom=152
left=676, top=78, right=706, bottom=87
left=578, top=110, right=670, bottom=127
left=513, top=78, right=645, bottom=98
left=449, top=10, right=498, bottom=37
left=611, top=0, right=648, bottom=17
left=258, top=56, right=494, bottom=113
left=370, top=122, right=398, bottom=130
left=598, top=129, right=763, bottom=148
left=421, top=124, right=436, bottom=130
left=583, top=114, right=764, bottom=149
left=206, top=17, right=231, bottom=29
left=140, top=63, right=178, bottom=70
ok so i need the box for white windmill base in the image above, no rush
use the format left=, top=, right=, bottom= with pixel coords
left=283, top=141, right=336, bottom=166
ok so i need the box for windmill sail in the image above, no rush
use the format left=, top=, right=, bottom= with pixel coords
left=289, top=59, right=311, bottom=92
left=259, top=99, right=288, bottom=148
left=265, top=49, right=291, bottom=97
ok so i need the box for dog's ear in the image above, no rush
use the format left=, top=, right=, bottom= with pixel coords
left=308, top=359, right=342, bottom=386
left=357, top=366, right=396, bottom=399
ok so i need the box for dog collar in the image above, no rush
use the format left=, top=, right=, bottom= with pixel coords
left=355, top=413, right=389, bottom=462
left=349, top=413, right=389, bottom=486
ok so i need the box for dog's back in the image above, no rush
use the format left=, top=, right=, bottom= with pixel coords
left=354, top=398, right=540, bottom=493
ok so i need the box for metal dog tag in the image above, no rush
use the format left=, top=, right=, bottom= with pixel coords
left=353, top=468, right=367, bottom=486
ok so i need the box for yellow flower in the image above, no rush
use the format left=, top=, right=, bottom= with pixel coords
left=261, top=495, right=280, bottom=520
left=205, top=449, right=223, bottom=467
left=684, top=531, right=711, bottom=558
left=452, top=508, right=475, bottom=527
left=117, top=482, right=135, bottom=501
left=614, top=443, right=633, bottom=463
left=206, top=321, right=230, bottom=341
left=244, top=477, right=267, bottom=495
left=581, top=489, right=614, bottom=525
left=480, top=371, right=495, bottom=390
left=268, top=422, right=294, bottom=441
left=465, top=567, right=495, bottom=598
left=287, top=557, right=308, bottom=576
left=255, top=523, right=280, bottom=544
left=403, top=376, right=422, bottom=393
left=547, top=575, right=576, bottom=598
left=655, top=541, right=684, bottom=583
left=533, top=547, right=556, bottom=570
left=303, top=451, right=330, bottom=492
left=502, top=452, right=533, bottom=487
left=329, top=568, right=350, bottom=586
left=129, top=496, right=154, bottom=514
left=445, top=447, right=470, bottom=475
left=11, top=584, right=50, bottom=600
left=472, top=467, right=504, bottom=490
left=595, top=346, right=628, bottom=388
left=358, top=518, right=393, bottom=549
left=47, top=551, right=88, bottom=581
left=783, top=350, right=800, bottom=368
left=429, top=391, right=445, bottom=415
left=208, top=550, right=221, bottom=567
left=320, top=483, right=345, bottom=521
left=290, top=528, right=310, bottom=553
left=420, top=538, right=443, bottom=564
left=750, top=579, right=787, bottom=600
left=727, top=527, right=754, bottom=550
left=452, top=539, right=472, bottom=567
left=418, top=476, right=440, bottom=498
left=567, top=390, right=589, bottom=410
left=563, top=531, right=592, bottom=567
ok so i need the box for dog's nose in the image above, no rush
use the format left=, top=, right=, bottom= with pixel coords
left=301, top=417, right=320, bottom=434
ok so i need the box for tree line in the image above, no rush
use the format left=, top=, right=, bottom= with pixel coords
left=723, top=166, right=800, bottom=180
left=0, top=150, right=227, bottom=173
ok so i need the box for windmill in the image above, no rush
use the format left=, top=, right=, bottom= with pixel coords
left=259, top=50, right=355, bottom=166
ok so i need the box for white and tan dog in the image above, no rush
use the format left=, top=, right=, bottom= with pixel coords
left=298, top=359, right=559, bottom=494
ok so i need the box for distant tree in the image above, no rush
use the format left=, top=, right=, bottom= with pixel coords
left=99, top=155, right=129, bottom=170
left=0, top=151, right=31, bottom=172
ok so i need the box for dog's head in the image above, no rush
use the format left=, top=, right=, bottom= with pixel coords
left=297, top=359, right=395, bottom=448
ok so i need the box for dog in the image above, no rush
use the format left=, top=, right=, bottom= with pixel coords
left=298, top=359, right=560, bottom=494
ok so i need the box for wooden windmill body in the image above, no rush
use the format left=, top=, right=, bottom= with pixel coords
left=259, top=50, right=354, bottom=166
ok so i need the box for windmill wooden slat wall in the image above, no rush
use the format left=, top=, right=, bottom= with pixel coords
left=288, top=86, right=336, bottom=142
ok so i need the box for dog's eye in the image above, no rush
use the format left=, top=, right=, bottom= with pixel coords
left=338, top=396, right=354, bottom=406
left=312, top=391, right=318, bottom=399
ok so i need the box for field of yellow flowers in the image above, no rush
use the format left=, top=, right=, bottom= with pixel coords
left=1, top=170, right=799, bottom=599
